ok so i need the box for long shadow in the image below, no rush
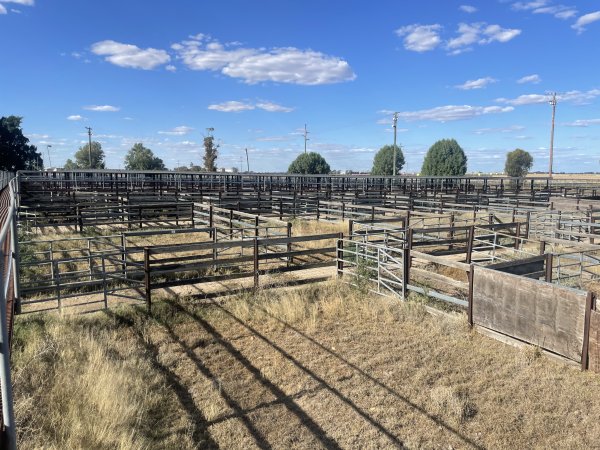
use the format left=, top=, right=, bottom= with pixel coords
left=157, top=303, right=343, bottom=449
left=150, top=314, right=274, bottom=449
left=168, top=300, right=407, bottom=449
left=104, top=309, right=220, bottom=449
left=250, top=304, right=485, bottom=450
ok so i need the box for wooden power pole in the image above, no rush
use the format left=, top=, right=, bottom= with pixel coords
left=548, top=93, right=557, bottom=178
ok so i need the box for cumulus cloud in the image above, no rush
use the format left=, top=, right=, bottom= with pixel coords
left=459, top=5, right=477, bottom=13
left=474, top=125, right=526, bottom=134
left=207, top=100, right=294, bottom=113
left=447, top=23, right=521, bottom=54
left=208, top=101, right=255, bottom=112
left=395, top=104, right=514, bottom=122
left=255, top=102, right=294, bottom=113
left=572, top=11, right=600, bottom=33
left=83, top=105, right=120, bottom=112
left=67, top=115, right=83, bottom=121
left=517, top=74, right=541, bottom=84
left=173, top=37, right=355, bottom=85
left=497, top=89, right=600, bottom=106
left=165, top=64, right=176, bottom=72
left=395, top=24, right=442, bottom=52
left=91, top=40, right=170, bottom=70
left=0, top=4, right=6, bottom=14
left=455, top=76, right=497, bottom=90
left=158, top=126, right=194, bottom=135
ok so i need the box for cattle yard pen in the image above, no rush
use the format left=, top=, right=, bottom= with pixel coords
left=4, top=169, right=600, bottom=446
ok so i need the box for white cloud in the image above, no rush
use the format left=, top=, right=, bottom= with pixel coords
left=459, top=5, right=477, bottom=13
left=395, top=24, right=442, bottom=52
left=564, top=118, right=600, bottom=127
left=0, top=0, right=34, bottom=5
left=165, top=64, right=176, bottom=72
left=174, top=38, right=355, bottom=85
left=83, top=105, right=120, bottom=112
left=0, top=4, right=6, bottom=13
left=572, top=11, right=600, bottom=33
left=497, top=89, right=600, bottom=106
left=67, top=115, right=83, bottom=121
left=207, top=100, right=294, bottom=113
left=208, top=101, right=255, bottom=112
left=396, top=104, right=514, bottom=122
left=517, top=74, right=541, bottom=84
left=512, top=1, right=578, bottom=19
left=91, top=40, right=170, bottom=70
left=158, top=126, right=194, bottom=135
left=255, top=102, right=294, bottom=113
left=455, top=76, right=497, bottom=90
left=446, top=23, right=521, bottom=54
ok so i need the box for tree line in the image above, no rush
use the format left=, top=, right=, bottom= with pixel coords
left=287, top=139, right=533, bottom=178
left=1, top=115, right=533, bottom=177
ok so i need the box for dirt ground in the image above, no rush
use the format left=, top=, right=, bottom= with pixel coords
left=15, top=281, right=600, bottom=449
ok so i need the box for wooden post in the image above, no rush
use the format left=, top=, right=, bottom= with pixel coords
left=514, top=222, right=521, bottom=250
left=525, top=211, right=531, bottom=239
left=253, top=238, right=259, bottom=289
left=582, top=292, right=595, bottom=371
left=144, top=247, right=151, bottom=313
left=76, top=205, right=83, bottom=232
left=287, top=222, right=292, bottom=267
left=466, top=225, right=475, bottom=264
left=336, top=232, right=344, bottom=277
left=467, top=264, right=474, bottom=327
left=316, top=199, right=320, bottom=220
left=402, top=245, right=410, bottom=299
left=539, top=240, right=546, bottom=255
left=348, top=219, right=354, bottom=237
left=545, top=253, right=553, bottom=282
left=449, top=213, right=455, bottom=251
left=229, top=209, right=234, bottom=239
left=209, top=205, right=214, bottom=236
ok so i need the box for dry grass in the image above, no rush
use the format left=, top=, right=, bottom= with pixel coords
left=12, top=281, right=600, bottom=449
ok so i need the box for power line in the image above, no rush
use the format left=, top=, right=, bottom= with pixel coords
left=548, top=92, right=557, bottom=178
left=303, top=124, right=309, bottom=154
left=84, top=126, right=92, bottom=167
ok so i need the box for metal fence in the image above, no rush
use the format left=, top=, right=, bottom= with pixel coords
left=0, top=172, right=18, bottom=449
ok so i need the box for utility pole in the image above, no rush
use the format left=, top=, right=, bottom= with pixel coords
left=46, top=145, right=52, bottom=169
left=85, top=126, right=93, bottom=168
left=303, top=124, right=309, bottom=154
left=392, top=112, right=399, bottom=176
left=245, top=148, right=250, bottom=172
left=548, top=93, right=557, bottom=178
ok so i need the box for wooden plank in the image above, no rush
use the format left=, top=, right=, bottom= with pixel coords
left=588, top=310, right=600, bottom=373
left=472, top=267, right=587, bottom=362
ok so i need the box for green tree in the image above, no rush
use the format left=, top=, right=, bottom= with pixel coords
left=288, top=152, right=331, bottom=174
left=203, top=135, right=218, bottom=172
left=66, top=141, right=106, bottom=169
left=0, top=116, right=43, bottom=170
left=371, top=145, right=405, bottom=176
left=504, top=148, right=533, bottom=178
left=421, top=139, right=467, bottom=176
left=124, top=143, right=165, bottom=170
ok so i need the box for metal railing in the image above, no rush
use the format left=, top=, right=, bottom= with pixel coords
left=0, top=172, right=19, bottom=449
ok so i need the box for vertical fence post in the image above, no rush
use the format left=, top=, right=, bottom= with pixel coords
left=514, top=223, right=521, bottom=250
left=10, top=210, right=21, bottom=315
left=101, top=255, right=108, bottom=310
left=144, top=247, right=151, bottom=313
left=467, top=264, right=475, bottom=327
left=54, top=260, right=62, bottom=313
left=544, top=253, right=554, bottom=283
left=0, top=243, right=16, bottom=450
left=253, top=238, right=259, bottom=289
left=582, top=292, right=595, bottom=371
left=287, top=223, right=292, bottom=267
left=466, top=225, right=475, bottom=264
left=401, top=245, right=410, bottom=299
left=336, top=233, right=344, bottom=278
left=209, top=205, right=214, bottom=237
left=121, top=233, right=127, bottom=279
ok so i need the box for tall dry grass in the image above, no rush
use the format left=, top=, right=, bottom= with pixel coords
left=12, top=311, right=195, bottom=449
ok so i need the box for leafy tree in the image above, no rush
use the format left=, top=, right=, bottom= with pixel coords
left=421, top=139, right=467, bottom=176
left=203, top=135, right=218, bottom=172
left=288, top=152, right=331, bottom=174
left=371, top=145, right=405, bottom=176
left=0, top=116, right=43, bottom=170
left=124, top=143, right=165, bottom=170
left=174, top=162, right=203, bottom=172
left=505, top=148, right=533, bottom=178
left=66, top=141, right=105, bottom=169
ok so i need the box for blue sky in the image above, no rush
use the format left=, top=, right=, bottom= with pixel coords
left=1, top=0, right=600, bottom=173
